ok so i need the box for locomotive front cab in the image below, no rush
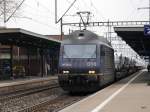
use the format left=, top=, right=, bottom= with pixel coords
left=57, top=30, right=114, bottom=92
left=58, top=44, right=102, bottom=92
left=59, top=44, right=98, bottom=74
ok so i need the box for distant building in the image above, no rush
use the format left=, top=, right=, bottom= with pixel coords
left=46, top=35, right=64, bottom=41
left=0, top=28, right=60, bottom=80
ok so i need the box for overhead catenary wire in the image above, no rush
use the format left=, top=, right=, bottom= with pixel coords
left=23, top=2, right=52, bottom=14
left=26, top=18, right=58, bottom=30
left=126, top=0, right=141, bottom=20
left=89, top=0, right=106, bottom=21
left=34, top=0, right=54, bottom=15
left=22, top=3, right=55, bottom=20
left=81, top=0, right=91, bottom=10
left=0, top=0, right=25, bottom=23
left=66, top=0, right=80, bottom=11
left=63, top=0, right=80, bottom=22
left=22, top=8, right=53, bottom=20
left=15, top=2, right=59, bottom=30
left=5, top=0, right=26, bottom=22
left=56, top=0, right=77, bottom=23
left=20, top=14, right=58, bottom=30
left=0, top=0, right=54, bottom=32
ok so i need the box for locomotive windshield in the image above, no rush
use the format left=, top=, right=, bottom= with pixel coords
left=63, top=44, right=96, bottom=58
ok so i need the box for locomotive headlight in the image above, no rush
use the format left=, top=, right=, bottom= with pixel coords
left=63, top=70, right=69, bottom=74
left=92, top=71, right=95, bottom=74
left=88, top=70, right=95, bottom=74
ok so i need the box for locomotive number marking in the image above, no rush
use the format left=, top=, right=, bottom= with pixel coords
left=87, top=62, right=96, bottom=66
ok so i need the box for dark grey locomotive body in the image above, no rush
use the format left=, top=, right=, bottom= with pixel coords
left=58, top=30, right=115, bottom=92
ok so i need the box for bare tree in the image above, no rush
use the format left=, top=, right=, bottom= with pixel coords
left=0, top=0, right=25, bottom=23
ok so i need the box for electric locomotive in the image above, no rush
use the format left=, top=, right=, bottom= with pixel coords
left=58, top=30, right=115, bottom=92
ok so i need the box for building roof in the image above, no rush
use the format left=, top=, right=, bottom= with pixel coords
left=0, top=28, right=60, bottom=48
left=114, top=27, right=150, bottom=56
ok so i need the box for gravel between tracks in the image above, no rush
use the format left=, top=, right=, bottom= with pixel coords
left=38, top=94, right=87, bottom=112
left=0, top=87, right=64, bottom=112
left=0, top=86, right=88, bottom=112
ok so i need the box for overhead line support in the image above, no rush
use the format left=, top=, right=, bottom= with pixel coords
left=55, top=0, right=77, bottom=40
left=62, top=21, right=150, bottom=27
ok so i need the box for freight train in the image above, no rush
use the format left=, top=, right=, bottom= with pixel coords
left=58, top=30, right=137, bottom=92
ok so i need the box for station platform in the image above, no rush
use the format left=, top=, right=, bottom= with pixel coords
left=0, top=76, right=58, bottom=95
left=59, top=70, right=150, bottom=112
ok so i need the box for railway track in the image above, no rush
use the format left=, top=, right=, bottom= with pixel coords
left=0, top=81, right=62, bottom=112
left=0, top=83, right=59, bottom=103
left=17, top=94, right=87, bottom=112
left=17, top=97, right=56, bottom=112
left=0, top=78, right=92, bottom=112
left=0, top=81, right=87, bottom=112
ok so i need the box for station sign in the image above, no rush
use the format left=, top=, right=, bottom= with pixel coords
left=144, top=25, right=150, bottom=36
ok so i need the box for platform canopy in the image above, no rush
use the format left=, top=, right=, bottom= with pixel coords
left=0, top=28, right=60, bottom=48
left=114, top=27, right=150, bottom=56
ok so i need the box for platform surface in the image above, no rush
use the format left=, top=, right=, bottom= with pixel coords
left=0, top=76, right=57, bottom=88
left=59, top=70, right=150, bottom=112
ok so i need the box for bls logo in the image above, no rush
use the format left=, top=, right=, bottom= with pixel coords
left=144, top=25, right=150, bottom=36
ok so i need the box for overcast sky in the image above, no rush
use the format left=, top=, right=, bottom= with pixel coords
left=3, top=0, right=149, bottom=35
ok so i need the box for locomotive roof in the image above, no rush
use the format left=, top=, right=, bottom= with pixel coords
left=62, top=30, right=111, bottom=47
left=63, top=30, right=111, bottom=47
